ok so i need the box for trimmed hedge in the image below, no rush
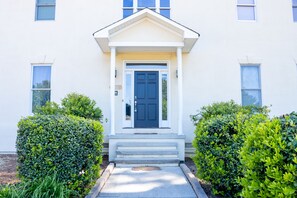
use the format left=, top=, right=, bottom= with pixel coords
left=192, top=101, right=268, bottom=197
left=240, top=112, right=297, bottom=197
left=16, top=115, right=104, bottom=196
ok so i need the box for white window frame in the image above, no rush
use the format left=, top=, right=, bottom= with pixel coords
left=240, top=64, right=262, bottom=106
left=236, top=0, right=257, bottom=21
left=122, top=60, right=171, bottom=128
left=123, top=0, right=170, bottom=17
left=31, top=64, right=52, bottom=112
left=35, top=0, right=56, bottom=21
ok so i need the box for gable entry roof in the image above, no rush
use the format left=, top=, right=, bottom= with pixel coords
left=93, top=9, right=200, bottom=53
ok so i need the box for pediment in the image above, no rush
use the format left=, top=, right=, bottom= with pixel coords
left=93, top=9, right=199, bottom=53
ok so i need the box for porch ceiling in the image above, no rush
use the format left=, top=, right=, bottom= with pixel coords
left=93, top=9, right=200, bottom=53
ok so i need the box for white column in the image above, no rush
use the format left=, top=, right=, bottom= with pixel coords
left=177, top=47, right=183, bottom=135
left=110, top=47, right=116, bottom=135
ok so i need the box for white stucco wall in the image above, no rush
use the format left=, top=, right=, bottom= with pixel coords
left=0, top=0, right=297, bottom=151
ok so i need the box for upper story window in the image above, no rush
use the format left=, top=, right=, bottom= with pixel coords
left=32, top=65, right=51, bottom=112
left=293, top=0, right=297, bottom=22
left=237, top=0, right=256, bottom=21
left=241, top=65, right=262, bottom=106
left=35, top=0, right=56, bottom=21
left=123, top=0, right=170, bottom=18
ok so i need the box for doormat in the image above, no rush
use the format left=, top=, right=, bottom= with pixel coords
left=132, top=166, right=161, bottom=171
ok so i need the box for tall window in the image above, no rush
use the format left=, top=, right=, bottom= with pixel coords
left=241, top=66, right=262, bottom=106
left=123, top=0, right=170, bottom=18
left=293, top=0, right=297, bottom=22
left=36, top=0, right=56, bottom=20
left=32, top=66, right=51, bottom=112
left=237, top=0, right=256, bottom=20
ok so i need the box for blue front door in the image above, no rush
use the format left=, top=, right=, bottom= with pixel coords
left=134, top=71, right=159, bottom=128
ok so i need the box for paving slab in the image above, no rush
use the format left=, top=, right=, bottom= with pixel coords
left=98, top=167, right=197, bottom=198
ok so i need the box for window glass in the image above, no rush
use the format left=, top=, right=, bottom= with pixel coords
left=32, top=66, right=51, bottom=112
left=293, top=0, right=297, bottom=4
left=160, top=0, right=170, bottom=7
left=123, top=0, right=133, bottom=7
left=125, top=73, right=132, bottom=120
left=294, top=8, right=297, bottom=22
left=160, top=9, right=170, bottom=18
left=138, top=0, right=155, bottom=7
left=241, top=66, right=261, bottom=106
left=162, top=74, right=168, bottom=121
left=32, top=90, right=51, bottom=112
left=237, top=6, right=255, bottom=20
left=242, top=90, right=261, bottom=106
left=126, top=64, right=167, bottom=69
left=36, top=7, right=55, bottom=20
left=241, top=66, right=260, bottom=89
left=33, top=66, right=51, bottom=88
left=238, top=0, right=254, bottom=4
left=123, top=9, right=134, bottom=18
left=36, top=0, right=56, bottom=20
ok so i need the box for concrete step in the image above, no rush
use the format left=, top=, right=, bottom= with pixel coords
left=116, top=150, right=179, bottom=155
left=115, top=157, right=180, bottom=165
left=116, top=142, right=177, bottom=148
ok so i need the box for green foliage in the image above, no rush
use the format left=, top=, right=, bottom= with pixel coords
left=191, top=100, right=269, bottom=125
left=192, top=101, right=268, bottom=197
left=0, top=174, right=71, bottom=198
left=61, top=93, right=102, bottom=121
left=34, top=101, right=62, bottom=115
left=16, top=115, right=104, bottom=196
left=240, top=112, right=297, bottom=198
left=34, top=93, right=103, bottom=122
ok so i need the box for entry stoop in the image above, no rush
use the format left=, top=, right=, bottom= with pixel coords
left=108, top=134, right=185, bottom=167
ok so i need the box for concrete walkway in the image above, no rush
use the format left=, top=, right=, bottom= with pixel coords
left=98, top=167, right=197, bottom=198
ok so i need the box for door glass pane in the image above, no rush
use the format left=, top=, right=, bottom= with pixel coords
left=32, top=90, right=51, bottom=112
left=138, top=0, right=155, bottom=7
left=125, top=73, right=132, bottom=120
left=123, top=0, right=133, bottom=7
left=237, top=6, right=255, bottom=20
left=160, top=9, right=170, bottom=18
left=160, top=0, right=170, bottom=7
left=162, top=74, right=168, bottom=121
left=238, top=0, right=254, bottom=4
left=241, top=66, right=260, bottom=89
left=33, top=66, right=51, bottom=88
left=36, top=6, right=55, bottom=20
left=242, top=90, right=261, bottom=106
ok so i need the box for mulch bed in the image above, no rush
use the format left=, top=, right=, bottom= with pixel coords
left=0, top=154, right=20, bottom=185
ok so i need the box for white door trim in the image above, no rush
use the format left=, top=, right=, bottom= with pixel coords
left=122, top=60, right=171, bottom=129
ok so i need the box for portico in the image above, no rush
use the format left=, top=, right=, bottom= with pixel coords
left=93, top=9, right=199, bottom=164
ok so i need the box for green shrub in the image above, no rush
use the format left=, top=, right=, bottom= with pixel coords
left=35, top=101, right=62, bottom=115
left=0, top=174, right=71, bottom=198
left=16, top=115, right=104, bottom=196
left=191, top=100, right=268, bottom=125
left=34, top=93, right=103, bottom=122
left=62, top=93, right=102, bottom=121
left=240, top=112, right=297, bottom=198
left=192, top=101, right=269, bottom=197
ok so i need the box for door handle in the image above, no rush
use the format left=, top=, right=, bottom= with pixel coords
left=134, top=100, right=137, bottom=113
